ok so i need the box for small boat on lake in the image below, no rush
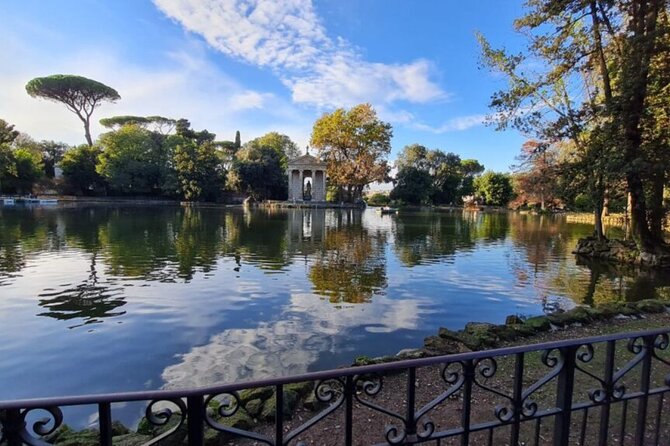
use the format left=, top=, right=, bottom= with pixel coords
left=0, top=197, right=15, bottom=205
left=376, top=206, right=398, bottom=215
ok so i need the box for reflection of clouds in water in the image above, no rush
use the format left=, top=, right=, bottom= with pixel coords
left=161, top=292, right=423, bottom=389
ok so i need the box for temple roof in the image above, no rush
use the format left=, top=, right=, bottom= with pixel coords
left=287, top=153, right=327, bottom=168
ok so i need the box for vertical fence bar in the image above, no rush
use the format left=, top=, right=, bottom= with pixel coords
left=653, top=393, right=664, bottom=446
left=345, top=376, right=353, bottom=446
left=619, top=399, right=629, bottom=442
left=4, top=408, right=23, bottom=446
left=406, top=367, right=417, bottom=439
left=186, top=395, right=205, bottom=446
left=634, top=335, right=653, bottom=445
left=598, top=340, right=615, bottom=446
left=460, top=359, right=474, bottom=446
left=98, top=402, right=113, bottom=446
left=553, top=346, right=576, bottom=446
left=275, top=384, right=284, bottom=446
left=510, top=352, right=524, bottom=446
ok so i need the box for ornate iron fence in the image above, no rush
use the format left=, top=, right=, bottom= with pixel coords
left=1, top=328, right=669, bottom=445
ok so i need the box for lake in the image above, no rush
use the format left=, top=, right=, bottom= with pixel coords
left=1, top=205, right=668, bottom=405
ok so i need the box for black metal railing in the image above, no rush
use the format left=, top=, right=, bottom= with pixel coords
left=1, top=328, right=669, bottom=445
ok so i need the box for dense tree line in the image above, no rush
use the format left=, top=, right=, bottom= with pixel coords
left=479, top=0, right=670, bottom=255
left=387, top=143, right=513, bottom=207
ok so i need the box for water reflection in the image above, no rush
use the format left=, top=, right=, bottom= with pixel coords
left=2, top=205, right=670, bottom=403
left=392, top=211, right=509, bottom=266
left=308, top=211, right=387, bottom=303
left=37, top=254, right=126, bottom=329
left=0, top=209, right=667, bottom=335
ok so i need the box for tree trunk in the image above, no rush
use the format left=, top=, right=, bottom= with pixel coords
left=627, top=172, right=655, bottom=250
left=648, top=170, right=666, bottom=243
left=83, top=117, right=93, bottom=146
left=625, top=192, right=633, bottom=240
left=594, top=202, right=605, bottom=241
left=601, top=188, right=609, bottom=217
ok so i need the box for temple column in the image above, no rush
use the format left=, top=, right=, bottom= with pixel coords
left=299, top=170, right=304, bottom=201
left=287, top=169, right=293, bottom=200
left=321, top=170, right=327, bottom=201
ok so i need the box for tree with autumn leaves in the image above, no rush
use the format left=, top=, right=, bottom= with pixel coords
left=310, top=104, right=392, bottom=203
left=479, top=0, right=670, bottom=258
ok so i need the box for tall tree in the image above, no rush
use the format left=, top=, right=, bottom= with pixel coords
left=0, top=119, right=19, bottom=146
left=26, top=75, right=120, bottom=146
left=242, top=132, right=300, bottom=170
left=59, top=145, right=105, bottom=195
left=474, top=171, right=514, bottom=206
left=174, top=141, right=225, bottom=201
left=96, top=125, right=162, bottom=195
left=234, top=130, right=241, bottom=151
left=479, top=0, right=670, bottom=253
left=311, top=104, right=392, bottom=202
left=227, top=145, right=287, bottom=201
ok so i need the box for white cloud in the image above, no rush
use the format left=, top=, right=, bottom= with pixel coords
left=0, top=32, right=309, bottom=146
left=228, top=90, right=272, bottom=111
left=153, top=0, right=446, bottom=110
left=412, top=114, right=488, bottom=133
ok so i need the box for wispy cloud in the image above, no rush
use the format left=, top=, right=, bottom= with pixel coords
left=0, top=31, right=309, bottom=146
left=412, top=114, right=488, bottom=133
left=153, top=0, right=446, bottom=110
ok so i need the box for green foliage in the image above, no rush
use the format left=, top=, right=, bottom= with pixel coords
left=96, top=125, right=164, bottom=194
left=365, top=193, right=391, bottom=206
left=175, top=119, right=215, bottom=145
left=26, top=75, right=120, bottom=146
left=310, top=104, right=392, bottom=202
left=234, top=130, right=241, bottom=150
left=390, top=166, right=433, bottom=205
left=0, top=119, right=19, bottom=145
left=174, top=140, right=225, bottom=201
left=227, top=145, right=287, bottom=201
left=242, top=132, right=300, bottom=170
left=474, top=171, right=514, bottom=206
left=12, top=149, right=43, bottom=193
left=0, top=144, right=17, bottom=192
left=392, top=144, right=485, bottom=205
left=100, top=115, right=176, bottom=135
left=59, top=145, right=105, bottom=195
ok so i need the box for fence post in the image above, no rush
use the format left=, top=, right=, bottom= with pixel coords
left=634, top=335, right=653, bottom=445
left=553, top=346, right=576, bottom=446
left=3, top=408, right=24, bottom=446
left=187, top=395, right=205, bottom=446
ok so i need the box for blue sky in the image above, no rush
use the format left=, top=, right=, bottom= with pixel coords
left=0, top=0, right=528, bottom=172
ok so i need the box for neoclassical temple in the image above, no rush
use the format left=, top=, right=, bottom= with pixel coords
left=287, top=151, right=328, bottom=202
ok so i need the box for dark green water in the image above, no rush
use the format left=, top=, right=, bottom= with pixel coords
left=1, top=205, right=668, bottom=406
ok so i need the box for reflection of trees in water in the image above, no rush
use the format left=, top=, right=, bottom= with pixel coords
left=558, top=257, right=670, bottom=306
left=0, top=208, right=62, bottom=284
left=37, top=254, right=126, bottom=329
left=309, top=213, right=387, bottom=303
left=393, top=211, right=509, bottom=266
left=223, top=208, right=291, bottom=270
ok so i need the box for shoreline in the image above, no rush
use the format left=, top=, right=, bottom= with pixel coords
left=29, top=299, right=670, bottom=445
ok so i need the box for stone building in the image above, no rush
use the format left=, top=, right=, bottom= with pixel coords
left=286, top=151, right=328, bottom=202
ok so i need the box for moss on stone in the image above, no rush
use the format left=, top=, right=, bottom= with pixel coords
left=547, top=306, right=593, bottom=327
left=244, top=398, right=263, bottom=417
left=259, top=390, right=299, bottom=422
left=285, top=381, right=314, bottom=398
left=238, top=386, right=273, bottom=405
left=524, top=316, right=551, bottom=332
left=629, top=299, right=668, bottom=314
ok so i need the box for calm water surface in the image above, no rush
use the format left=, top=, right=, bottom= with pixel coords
left=1, top=205, right=669, bottom=406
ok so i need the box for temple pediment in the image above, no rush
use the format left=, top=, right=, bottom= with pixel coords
left=287, top=154, right=327, bottom=168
